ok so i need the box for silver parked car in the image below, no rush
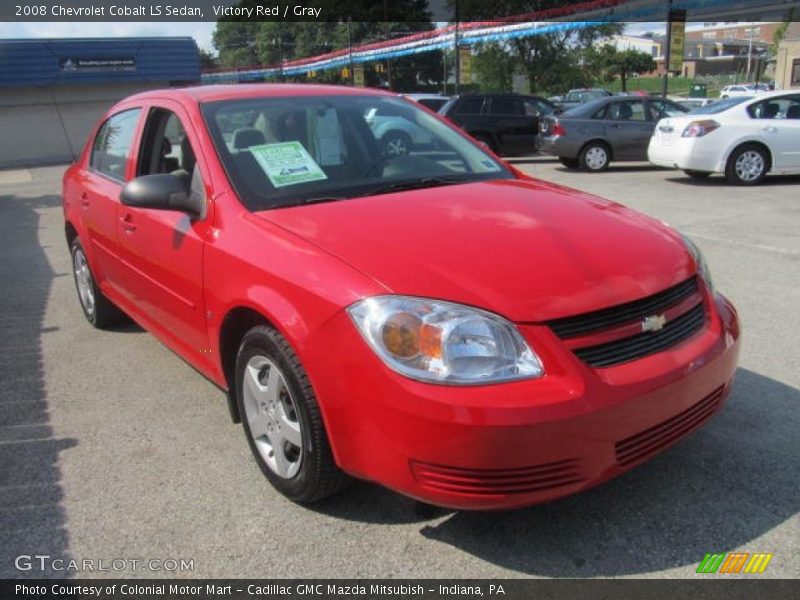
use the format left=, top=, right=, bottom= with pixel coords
left=675, top=98, right=716, bottom=111
left=403, top=93, right=450, bottom=112
left=538, top=96, right=689, bottom=171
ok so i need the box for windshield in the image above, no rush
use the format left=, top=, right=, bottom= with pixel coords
left=691, top=96, right=752, bottom=115
left=562, top=97, right=608, bottom=116
left=202, top=94, right=512, bottom=211
left=566, top=90, right=606, bottom=102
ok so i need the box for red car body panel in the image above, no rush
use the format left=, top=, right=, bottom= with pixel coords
left=63, top=84, right=741, bottom=509
left=260, top=178, right=694, bottom=323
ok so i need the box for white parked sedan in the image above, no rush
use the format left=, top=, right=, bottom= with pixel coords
left=720, top=84, right=768, bottom=99
left=648, top=92, right=800, bottom=185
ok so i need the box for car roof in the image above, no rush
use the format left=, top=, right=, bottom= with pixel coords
left=122, top=83, right=395, bottom=105
left=745, top=90, right=797, bottom=100
left=404, top=93, right=448, bottom=100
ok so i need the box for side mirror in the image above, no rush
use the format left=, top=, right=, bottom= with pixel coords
left=120, top=174, right=203, bottom=217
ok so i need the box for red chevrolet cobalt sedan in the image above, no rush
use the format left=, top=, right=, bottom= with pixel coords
left=63, top=85, right=740, bottom=509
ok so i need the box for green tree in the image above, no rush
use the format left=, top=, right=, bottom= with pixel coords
left=198, top=48, right=217, bottom=70
left=452, top=0, right=623, bottom=93
left=472, top=42, right=516, bottom=91
left=771, top=13, right=794, bottom=58
left=603, top=48, right=656, bottom=91
left=212, top=0, right=441, bottom=89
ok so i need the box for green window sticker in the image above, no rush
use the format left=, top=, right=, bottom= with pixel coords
left=249, top=141, right=328, bottom=188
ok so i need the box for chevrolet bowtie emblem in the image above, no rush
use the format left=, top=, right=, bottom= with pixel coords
left=642, top=314, right=667, bottom=333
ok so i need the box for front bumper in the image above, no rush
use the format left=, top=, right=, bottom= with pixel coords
left=304, top=292, right=740, bottom=510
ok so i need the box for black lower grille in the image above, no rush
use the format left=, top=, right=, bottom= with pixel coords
left=547, top=277, right=699, bottom=339
left=573, top=302, right=705, bottom=367
left=615, top=385, right=725, bottom=466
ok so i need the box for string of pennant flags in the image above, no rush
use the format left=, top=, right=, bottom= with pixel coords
left=200, top=0, right=748, bottom=83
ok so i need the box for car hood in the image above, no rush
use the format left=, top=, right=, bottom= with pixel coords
left=258, top=178, right=694, bottom=322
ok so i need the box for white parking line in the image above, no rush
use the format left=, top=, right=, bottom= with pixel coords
left=0, top=169, right=33, bottom=185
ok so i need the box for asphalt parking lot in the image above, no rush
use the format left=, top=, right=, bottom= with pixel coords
left=1, top=159, right=798, bottom=579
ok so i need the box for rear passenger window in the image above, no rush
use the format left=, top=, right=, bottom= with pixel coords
left=489, top=97, right=523, bottom=115
left=748, top=96, right=800, bottom=119
left=90, top=109, right=141, bottom=181
left=455, top=97, right=484, bottom=114
left=607, top=101, right=647, bottom=121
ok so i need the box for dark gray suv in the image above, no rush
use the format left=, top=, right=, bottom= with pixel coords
left=439, top=93, right=558, bottom=156
left=538, top=96, right=689, bottom=171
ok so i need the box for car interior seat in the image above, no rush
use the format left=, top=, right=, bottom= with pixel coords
left=232, top=128, right=267, bottom=150
left=159, top=138, right=180, bottom=173
left=617, top=103, right=633, bottom=120
left=785, top=105, right=800, bottom=119
left=762, top=102, right=780, bottom=119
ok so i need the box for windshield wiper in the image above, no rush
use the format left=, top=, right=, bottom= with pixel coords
left=283, top=196, right=348, bottom=208
left=357, top=176, right=467, bottom=197
left=279, top=177, right=467, bottom=209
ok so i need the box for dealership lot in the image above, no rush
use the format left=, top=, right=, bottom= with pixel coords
left=1, top=160, right=798, bottom=579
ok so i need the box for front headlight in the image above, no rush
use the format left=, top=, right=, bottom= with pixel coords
left=681, top=234, right=714, bottom=292
left=348, top=296, right=543, bottom=385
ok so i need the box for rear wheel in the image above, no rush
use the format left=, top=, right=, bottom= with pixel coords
left=381, top=131, right=412, bottom=157
left=236, top=325, right=350, bottom=504
left=579, top=142, right=610, bottom=172
left=559, top=157, right=579, bottom=169
left=70, top=238, right=125, bottom=328
left=684, top=169, right=712, bottom=180
left=725, top=144, right=768, bottom=186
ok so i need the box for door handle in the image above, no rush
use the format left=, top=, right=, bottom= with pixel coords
left=80, top=192, right=90, bottom=209
left=120, top=213, right=137, bottom=233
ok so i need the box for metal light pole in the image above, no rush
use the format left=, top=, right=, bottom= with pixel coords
left=662, top=0, right=673, bottom=98
left=276, top=35, right=284, bottom=81
left=454, top=0, right=460, bottom=95
left=746, top=27, right=755, bottom=81
left=443, top=52, right=447, bottom=95
left=383, top=0, right=392, bottom=90
left=347, top=17, right=354, bottom=85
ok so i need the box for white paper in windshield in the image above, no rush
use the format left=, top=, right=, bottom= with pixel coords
left=249, top=142, right=328, bottom=188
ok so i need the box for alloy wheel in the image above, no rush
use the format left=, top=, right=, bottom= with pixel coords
left=734, top=150, right=765, bottom=182
left=584, top=146, right=608, bottom=170
left=242, top=355, right=303, bottom=479
left=73, top=247, right=95, bottom=317
left=384, top=136, right=410, bottom=156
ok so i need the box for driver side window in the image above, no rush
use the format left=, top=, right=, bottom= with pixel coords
left=138, top=109, right=197, bottom=177
left=137, top=108, right=205, bottom=209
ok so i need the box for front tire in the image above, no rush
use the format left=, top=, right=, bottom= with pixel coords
left=236, top=325, right=350, bottom=504
left=579, top=142, right=610, bottom=172
left=725, top=144, right=768, bottom=185
left=70, top=238, right=124, bottom=328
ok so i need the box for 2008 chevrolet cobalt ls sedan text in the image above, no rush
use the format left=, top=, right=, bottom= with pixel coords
left=63, top=84, right=740, bottom=510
